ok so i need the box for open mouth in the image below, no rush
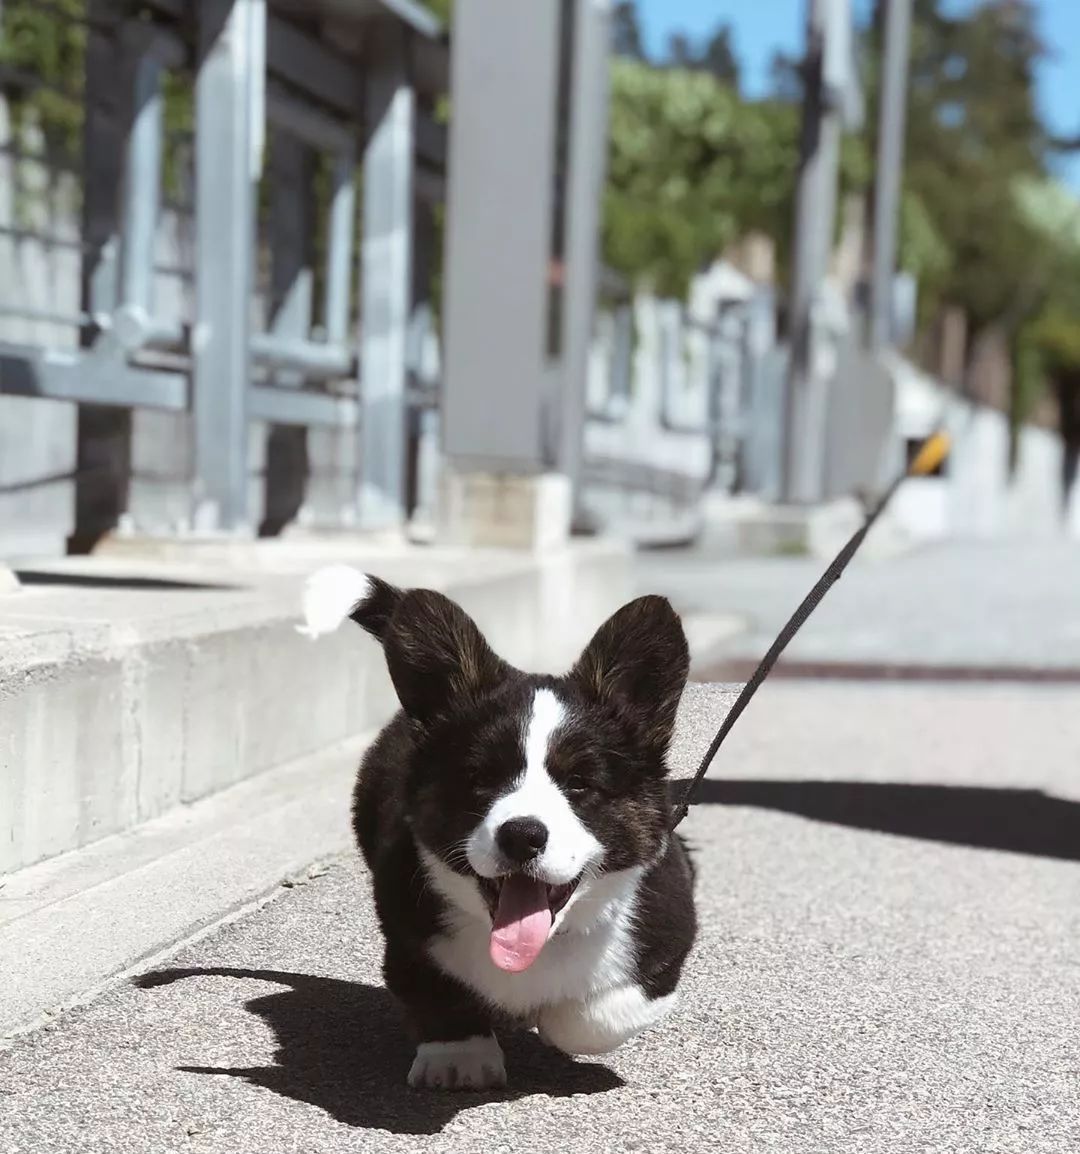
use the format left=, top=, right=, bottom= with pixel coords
left=475, top=872, right=583, bottom=974
left=477, top=874, right=580, bottom=920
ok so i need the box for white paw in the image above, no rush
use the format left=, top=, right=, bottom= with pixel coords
left=538, top=987, right=676, bottom=1055
left=407, top=1035, right=507, bottom=1091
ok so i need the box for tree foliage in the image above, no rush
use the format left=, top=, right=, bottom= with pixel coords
left=422, top=0, right=453, bottom=26
left=664, top=25, right=739, bottom=89
left=699, top=26, right=740, bottom=89
left=1010, top=174, right=1080, bottom=418
left=612, top=2, right=645, bottom=61
left=0, top=0, right=86, bottom=162
left=878, top=0, right=1080, bottom=435
left=863, top=0, right=1053, bottom=332
left=603, top=59, right=865, bottom=299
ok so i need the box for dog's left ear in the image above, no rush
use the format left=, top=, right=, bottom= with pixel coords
left=570, top=595, right=689, bottom=755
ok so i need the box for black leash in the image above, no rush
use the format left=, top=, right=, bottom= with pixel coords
left=669, top=431, right=951, bottom=832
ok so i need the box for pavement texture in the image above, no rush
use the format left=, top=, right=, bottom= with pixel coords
left=3, top=681, right=1078, bottom=1153
left=636, top=538, right=1080, bottom=673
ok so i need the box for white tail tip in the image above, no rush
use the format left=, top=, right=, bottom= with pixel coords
left=297, top=565, right=372, bottom=639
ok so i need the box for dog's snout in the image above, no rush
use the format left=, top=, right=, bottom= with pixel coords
left=495, top=817, right=549, bottom=863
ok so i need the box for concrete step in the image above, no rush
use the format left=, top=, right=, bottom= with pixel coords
left=700, top=493, right=916, bottom=561
left=0, top=735, right=364, bottom=1039
left=0, top=537, right=630, bottom=879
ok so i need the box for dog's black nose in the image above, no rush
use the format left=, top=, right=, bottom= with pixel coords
left=496, top=817, right=549, bottom=863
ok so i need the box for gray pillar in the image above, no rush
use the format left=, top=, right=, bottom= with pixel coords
left=261, top=130, right=314, bottom=537
left=324, top=147, right=357, bottom=349
left=611, top=304, right=633, bottom=399
left=192, top=0, right=262, bottom=532
left=869, top=0, right=912, bottom=351
left=73, top=0, right=134, bottom=552
left=358, top=27, right=414, bottom=530
left=558, top=0, right=613, bottom=519
left=441, top=0, right=560, bottom=471
left=117, top=45, right=163, bottom=339
left=406, top=194, right=438, bottom=519
left=781, top=0, right=843, bottom=504
left=80, top=0, right=126, bottom=334
left=440, top=0, right=592, bottom=549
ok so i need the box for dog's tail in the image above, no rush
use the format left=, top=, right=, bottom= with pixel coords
left=296, top=565, right=403, bottom=644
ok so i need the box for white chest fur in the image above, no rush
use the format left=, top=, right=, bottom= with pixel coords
left=421, top=852, right=645, bottom=1017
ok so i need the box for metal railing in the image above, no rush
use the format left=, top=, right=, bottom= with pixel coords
left=0, top=0, right=447, bottom=550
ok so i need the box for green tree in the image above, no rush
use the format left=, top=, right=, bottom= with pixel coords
left=421, top=0, right=453, bottom=25
left=700, top=25, right=740, bottom=90
left=0, top=0, right=86, bottom=163
left=1011, top=176, right=1080, bottom=467
left=863, top=0, right=1049, bottom=335
left=663, top=23, right=740, bottom=90
left=767, top=50, right=802, bottom=103
left=612, top=2, right=645, bottom=61
left=666, top=33, right=694, bottom=70
left=603, top=59, right=866, bottom=298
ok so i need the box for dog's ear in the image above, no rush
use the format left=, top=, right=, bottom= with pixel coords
left=383, top=589, right=510, bottom=725
left=570, top=595, right=689, bottom=755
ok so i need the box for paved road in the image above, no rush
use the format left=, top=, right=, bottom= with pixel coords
left=3, top=682, right=1078, bottom=1153
left=636, top=538, right=1080, bottom=673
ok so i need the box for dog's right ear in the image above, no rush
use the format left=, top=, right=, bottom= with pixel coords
left=570, top=595, right=689, bottom=757
left=383, top=590, right=510, bottom=726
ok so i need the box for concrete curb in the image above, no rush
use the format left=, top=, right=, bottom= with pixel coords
left=0, top=735, right=368, bottom=1040
left=1, top=538, right=630, bottom=879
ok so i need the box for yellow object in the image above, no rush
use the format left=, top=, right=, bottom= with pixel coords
left=909, top=431, right=950, bottom=477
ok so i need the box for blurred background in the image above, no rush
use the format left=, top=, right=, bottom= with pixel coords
left=1, top=0, right=1078, bottom=567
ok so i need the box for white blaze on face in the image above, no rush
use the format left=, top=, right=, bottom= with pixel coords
left=467, top=688, right=602, bottom=885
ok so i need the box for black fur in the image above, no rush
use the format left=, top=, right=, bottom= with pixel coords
left=345, top=578, right=697, bottom=1058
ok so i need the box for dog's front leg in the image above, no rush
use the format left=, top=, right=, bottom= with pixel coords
left=537, top=985, right=678, bottom=1056
left=384, top=943, right=506, bottom=1091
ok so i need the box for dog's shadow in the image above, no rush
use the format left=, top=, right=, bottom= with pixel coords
left=135, top=967, right=622, bottom=1135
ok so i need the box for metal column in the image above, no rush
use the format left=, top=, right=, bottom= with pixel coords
left=358, top=26, right=415, bottom=530
left=261, top=130, right=314, bottom=536
left=117, top=46, right=163, bottom=340
left=869, top=0, right=912, bottom=350
left=324, top=149, right=357, bottom=350
left=193, top=0, right=263, bottom=532
left=781, top=0, right=856, bottom=504
left=73, top=0, right=135, bottom=552
left=558, top=0, right=613, bottom=519
left=441, top=0, right=561, bottom=470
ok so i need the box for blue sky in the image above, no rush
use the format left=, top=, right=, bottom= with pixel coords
left=636, top=0, right=1080, bottom=190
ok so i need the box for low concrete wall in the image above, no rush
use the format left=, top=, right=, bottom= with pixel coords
left=0, top=538, right=630, bottom=876
left=892, top=357, right=1080, bottom=542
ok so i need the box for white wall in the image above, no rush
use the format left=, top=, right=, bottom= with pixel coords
left=0, top=101, right=80, bottom=559
left=890, top=357, right=1079, bottom=542
left=584, top=291, right=711, bottom=480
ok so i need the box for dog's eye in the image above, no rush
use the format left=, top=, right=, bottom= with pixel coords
left=564, top=777, right=590, bottom=798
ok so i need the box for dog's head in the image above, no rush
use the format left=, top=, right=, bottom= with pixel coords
left=389, top=589, right=689, bottom=972
left=300, top=569, right=690, bottom=974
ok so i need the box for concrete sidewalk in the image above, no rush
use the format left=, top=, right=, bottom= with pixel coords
left=637, top=538, right=1080, bottom=675
left=2, top=682, right=1077, bottom=1153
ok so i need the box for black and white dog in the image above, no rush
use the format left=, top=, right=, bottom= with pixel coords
left=300, top=566, right=697, bottom=1091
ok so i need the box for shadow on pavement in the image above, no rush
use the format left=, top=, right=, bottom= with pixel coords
left=692, top=780, right=1080, bottom=862
left=135, top=967, right=622, bottom=1135
left=14, top=570, right=238, bottom=592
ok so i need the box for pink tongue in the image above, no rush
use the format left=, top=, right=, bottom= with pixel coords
left=489, top=876, right=553, bottom=973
